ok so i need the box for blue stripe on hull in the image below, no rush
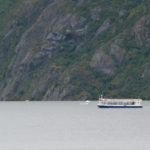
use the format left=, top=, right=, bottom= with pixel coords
left=97, top=105, right=142, bottom=108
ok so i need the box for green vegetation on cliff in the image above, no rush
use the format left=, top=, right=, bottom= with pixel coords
left=0, top=0, right=150, bottom=100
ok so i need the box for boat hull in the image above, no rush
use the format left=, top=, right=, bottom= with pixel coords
left=97, top=105, right=142, bottom=108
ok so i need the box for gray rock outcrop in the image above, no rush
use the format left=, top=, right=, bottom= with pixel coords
left=96, top=19, right=110, bottom=36
left=90, top=50, right=115, bottom=75
left=119, top=9, right=127, bottom=17
left=43, top=86, right=76, bottom=100
left=90, top=6, right=101, bottom=21
left=134, top=15, right=150, bottom=49
left=142, top=66, right=150, bottom=78
left=110, top=39, right=124, bottom=63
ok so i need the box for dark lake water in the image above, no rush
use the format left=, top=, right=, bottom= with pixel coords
left=0, top=101, right=149, bottom=150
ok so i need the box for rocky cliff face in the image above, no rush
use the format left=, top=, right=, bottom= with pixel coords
left=0, top=0, right=150, bottom=100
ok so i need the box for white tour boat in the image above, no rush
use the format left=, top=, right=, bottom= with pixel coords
left=97, top=95, right=142, bottom=108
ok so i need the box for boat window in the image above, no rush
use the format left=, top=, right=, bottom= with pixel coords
left=123, top=102, right=127, bottom=105
left=103, top=101, right=137, bottom=105
left=113, top=102, right=117, bottom=105
left=131, top=102, right=135, bottom=105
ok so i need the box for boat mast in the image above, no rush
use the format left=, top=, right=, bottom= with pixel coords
left=99, top=93, right=103, bottom=101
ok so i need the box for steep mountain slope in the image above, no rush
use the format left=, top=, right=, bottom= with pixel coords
left=0, top=0, right=150, bottom=100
